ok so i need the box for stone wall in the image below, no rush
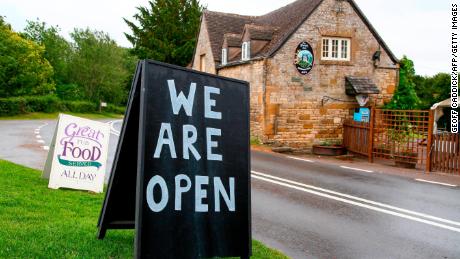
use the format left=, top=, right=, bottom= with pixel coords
left=262, top=0, right=398, bottom=150
left=218, top=60, right=266, bottom=138
left=192, top=17, right=217, bottom=74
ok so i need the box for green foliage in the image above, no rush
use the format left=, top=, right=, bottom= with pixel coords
left=414, top=73, right=450, bottom=109
left=0, top=96, right=61, bottom=115
left=250, top=136, right=261, bottom=145
left=0, top=159, right=288, bottom=258
left=0, top=95, right=128, bottom=116
left=55, top=83, right=84, bottom=100
left=22, top=20, right=72, bottom=85
left=68, top=28, right=132, bottom=104
left=62, top=100, right=97, bottom=113
left=386, top=56, right=420, bottom=110
left=0, top=19, right=55, bottom=97
left=0, top=17, right=135, bottom=112
left=105, top=104, right=126, bottom=114
left=23, top=95, right=63, bottom=113
left=0, top=95, right=126, bottom=116
left=124, top=0, right=202, bottom=66
left=0, top=97, right=25, bottom=115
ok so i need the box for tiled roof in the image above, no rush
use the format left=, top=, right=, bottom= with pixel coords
left=203, top=0, right=321, bottom=62
left=345, top=76, right=380, bottom=95
left=203, top=11, right=255, bottom=62
left=243, top=24, right=275, bottom=41
left=223, top=33, right=242, bottom=47
left=201, top=0, right=398, bottom=64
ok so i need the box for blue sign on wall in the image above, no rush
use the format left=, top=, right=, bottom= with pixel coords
left=353, top=108, right=370, bottom=122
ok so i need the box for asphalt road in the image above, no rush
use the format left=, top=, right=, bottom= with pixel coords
left=1, top=119, right=460, bottom=258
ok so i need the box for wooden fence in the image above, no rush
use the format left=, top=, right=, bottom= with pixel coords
left=343, top=108, right=434, bottom=171
left=343, top=108, right=460, bottom=175
left=343, top=120, right=370, bottom=157
left=431, top=133, right=460, bottom=175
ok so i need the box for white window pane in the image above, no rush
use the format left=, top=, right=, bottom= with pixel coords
left=322, top=39, right=329, bottom=57
left=332, top=39, right=338, bottom=58
left=246, top=41, right=250, bottom=59
left=341, top=40, right=348, bottom=59
left=222, top=49, right=227, bottom=64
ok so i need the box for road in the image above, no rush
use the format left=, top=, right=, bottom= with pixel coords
left=1, top=119, right=460, bottom=258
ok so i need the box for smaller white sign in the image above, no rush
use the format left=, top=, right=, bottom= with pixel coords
left=43, top=114, right=110, bottom=193
left=356, top=94, right=369, bottom=107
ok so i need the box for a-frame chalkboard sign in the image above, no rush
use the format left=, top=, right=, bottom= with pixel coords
left=97, top=60, right=251, bottom=259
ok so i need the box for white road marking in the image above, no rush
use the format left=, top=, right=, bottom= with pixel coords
left=340, top=165, right=373, bottom=173
left=288, top=156, right=314, bottom=163
left=34, top=123, right=49, bottom=147
left=251, top=170, right=460, bottom=228
left=107, top=120, right=121, bottom=136
left=415, top=179, right=457, bottom=187
left=37, top=122, right=48, bottom=129
left=251, top=172, right=460, bottom=233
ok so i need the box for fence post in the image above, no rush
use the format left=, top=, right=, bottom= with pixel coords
left=368, top=107, right=375, bottom=163
left=426, top=109, right=434, bottom=172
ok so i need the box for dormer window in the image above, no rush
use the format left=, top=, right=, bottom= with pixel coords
left=242, top=41, right=250, bottom=61
left=221, top=48, right=227, bottom=65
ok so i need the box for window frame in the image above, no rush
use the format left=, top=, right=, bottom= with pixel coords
left=221, top=48, right=227, bottom=65
left=199, top=54, right=206, bottom=72
left=241, top=41, right=250, bottom=61
left=321, top=37, right=351, bottom=61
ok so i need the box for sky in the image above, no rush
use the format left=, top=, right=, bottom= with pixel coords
left=0, top=0, right=451, bottom=76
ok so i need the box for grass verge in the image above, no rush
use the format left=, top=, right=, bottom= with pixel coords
left=0, top=112, right=123, bottom=120
left=0, top=160, right=288, bottom=258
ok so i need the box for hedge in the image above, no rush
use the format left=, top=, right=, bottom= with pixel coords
left=63, top=101, right=98, bottom=113
left=0, top=95, right=125, bottom=116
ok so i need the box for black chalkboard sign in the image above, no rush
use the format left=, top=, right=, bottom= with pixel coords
left=97, top=60, right=251, bottom=259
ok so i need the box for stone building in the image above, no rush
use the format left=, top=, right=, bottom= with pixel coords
left=191, top=0, right=399, bottom=150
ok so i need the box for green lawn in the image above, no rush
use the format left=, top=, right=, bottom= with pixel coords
left=0, top=112, right=123, bottom=120
left=0, top=160, right=288, bottom=258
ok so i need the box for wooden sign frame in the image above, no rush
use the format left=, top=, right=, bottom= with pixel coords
left=98, top=60, right=251, bottom=259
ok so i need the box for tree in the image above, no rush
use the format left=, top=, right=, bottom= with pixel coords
left=414, top=73, right=450, bottom=109
left=0, top=18, right=54, bottom=97
left=22, top=20, right=72, bottom=84
left=124, top=0, right=202, bottom=66
left=68, top=28, right=134, bottom=104
left=386, top=56, right=420, bottom=110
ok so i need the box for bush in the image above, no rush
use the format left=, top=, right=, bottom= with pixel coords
left=24, top=95, right=62, bottom=113
left=62, top=100, right=97, bottom=113
left=0, top=97, right=26, bottom=115
left=0, top=95, right=125, bottom=116
left=0, top=95, right=63, bottom=115
left=104, top=104, right=125, bottom=114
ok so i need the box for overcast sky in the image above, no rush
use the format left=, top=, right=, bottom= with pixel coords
left=0, top=0, right=451, bottom=76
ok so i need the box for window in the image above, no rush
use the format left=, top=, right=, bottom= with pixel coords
left=200, top=54, right=206, bottom=72
left=241, top=41, right=250, bottom=61
left=221, top=48, right=227, bottom=65
left=321, top=37, right=350, bottom=61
